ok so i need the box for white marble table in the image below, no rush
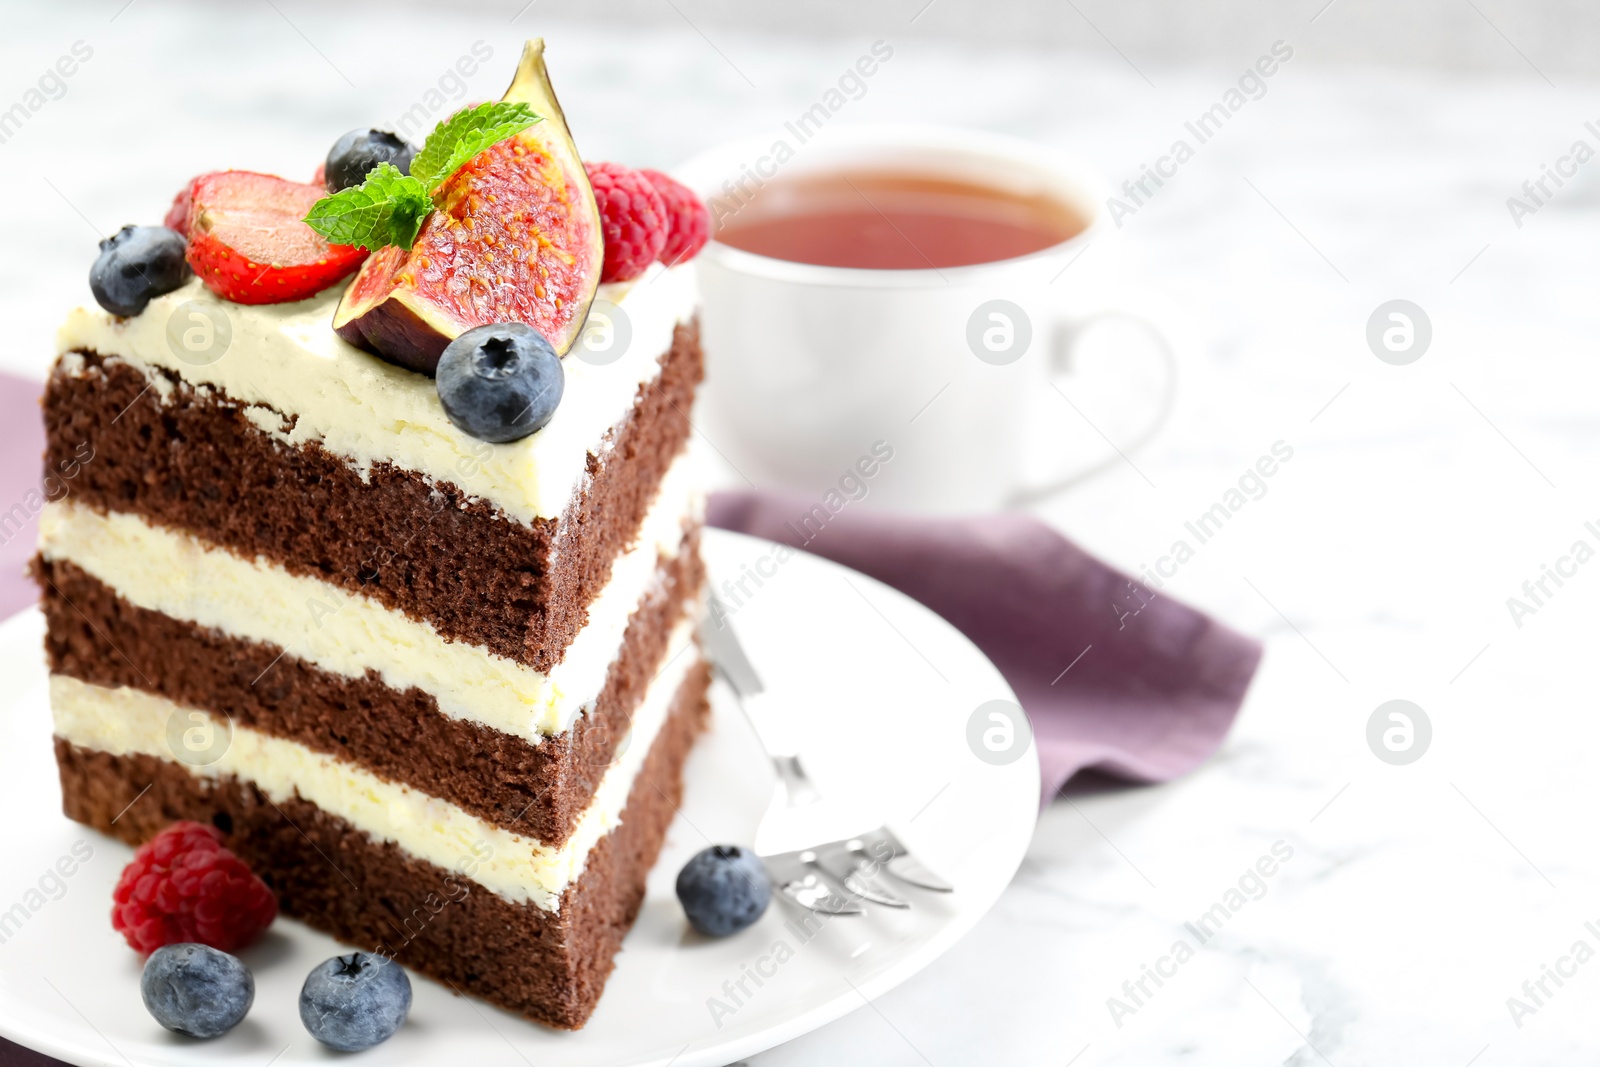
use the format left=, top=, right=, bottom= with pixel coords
left=5, top=4, right=1600, bottom=1064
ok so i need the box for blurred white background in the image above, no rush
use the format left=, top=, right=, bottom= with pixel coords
left=4, top=2, right=1600, bottom=1064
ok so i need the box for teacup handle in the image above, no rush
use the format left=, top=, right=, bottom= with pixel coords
left=1007, top=308, right=1177, bottom=506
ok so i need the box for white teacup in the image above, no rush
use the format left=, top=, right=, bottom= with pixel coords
left=677, top=124, right=1174, bottom=514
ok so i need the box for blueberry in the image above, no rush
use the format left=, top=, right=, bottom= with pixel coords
left=89, top=225, right=190, bottom=317
left=140, top=943, right=254, bottom=1039
left=325, top=128, right=418, bottom=192
left=676, top=845, right=772, bottom=937
left=299, top=951, right=412, bottom=1052
left=436, top=323, right=565, bottom=443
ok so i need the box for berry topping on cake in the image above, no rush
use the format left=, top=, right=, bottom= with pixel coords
left=641, top=169, right=711, bottom=266
left=111, top=820, right=278, bottom=954
left=585, top=161, right=668, bottom=282
left=299, top=952, right=412, bottom=1052
left=141, top=943, right=255, bottom=1039
left=676, top=845, right=772, bottom=937
left=436, top=322, right=564, bottom=442
left=163, top=178, right=197, bottom=237
left=185, top=171, right=367, bottom=304
left=321, top=42, right=604, bottom=373
left=89, top=225, right=192, bottom=317
left=324, top=128, right=418, bottom=192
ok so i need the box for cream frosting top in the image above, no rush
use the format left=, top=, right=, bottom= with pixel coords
left=55, top=264, right=698, bottom=526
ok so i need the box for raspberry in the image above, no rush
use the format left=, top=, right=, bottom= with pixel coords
left=111, top=821, right=277, bottom=955
left=641, top=169, right=711, bottom=266
left=585, top=161, right=667, bottom=282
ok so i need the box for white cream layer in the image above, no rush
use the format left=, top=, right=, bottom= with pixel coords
left=55, top=265, right=697, bottom=526
left=37, top=449, right=703, bottom=741
left=51, top=620, right=700, bottom=911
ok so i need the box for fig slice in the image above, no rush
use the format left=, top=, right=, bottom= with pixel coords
left=332, top=39, right=604, bottom=374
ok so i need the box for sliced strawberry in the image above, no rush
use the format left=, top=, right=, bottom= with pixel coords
left=164, top=177, right=198, bottom=237
left=184, top=171, right=367, bottom=304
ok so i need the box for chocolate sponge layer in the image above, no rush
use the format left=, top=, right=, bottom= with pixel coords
left=36, top=528, right=703, bottom=849
left=55, top=659, right=711, bottom=1031
left=42, top=320, right=701, bottom=670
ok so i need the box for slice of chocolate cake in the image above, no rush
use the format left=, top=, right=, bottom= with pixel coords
left=37, top=39, right=715, bottom=1032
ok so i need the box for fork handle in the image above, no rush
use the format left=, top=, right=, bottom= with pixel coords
left=772, top=754, right=822, bottom=806
left=725, top=685, right=804, bottom=760
left=718, top=681, right=827, bottom=806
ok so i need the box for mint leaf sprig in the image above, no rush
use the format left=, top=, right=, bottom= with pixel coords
left=304, top=102, right=542, bottom=252
left=304, top=163, right=434, bottom=252
left=408, top=102, right=542, bottom=191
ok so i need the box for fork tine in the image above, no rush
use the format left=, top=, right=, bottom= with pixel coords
left=762, top=850, right=863, bottom=916
left=858, top=828, right=955, bottom=893
left=780, top=873, right=864, bottom=916
left=813, top=848, right=910, bottom=909
left=765, top=829, right=955, bottom=905
left=884, top=854, right=955, bottom=893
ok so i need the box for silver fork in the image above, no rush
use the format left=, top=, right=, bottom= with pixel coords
left=700, top=599, right=954, bottom=915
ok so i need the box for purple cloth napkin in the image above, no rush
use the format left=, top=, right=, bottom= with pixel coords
left=0, top=1039, right=56, bottom=1067
left=0, top=373, right=44, bottom=619
left=707, top=491, right=1263, bottom=803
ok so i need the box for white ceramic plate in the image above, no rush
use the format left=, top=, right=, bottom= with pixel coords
left=0, top=528, right=1037, bottom=1066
